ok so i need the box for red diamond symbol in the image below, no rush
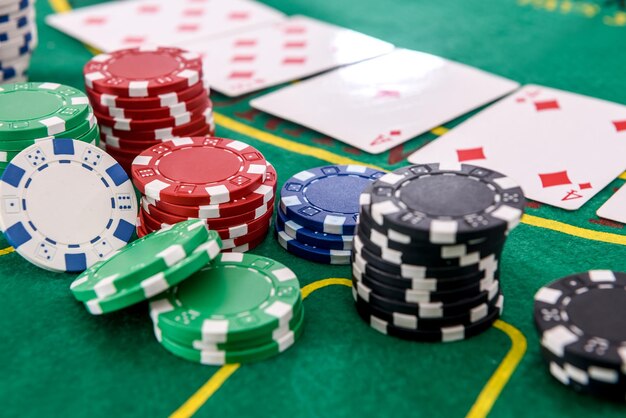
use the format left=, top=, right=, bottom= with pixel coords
left=284, top=41, right=307, bottom=48
left=539, top=171, right=572, bottom=188
left=229, top=11, right=250, bottom=20
left=282, top=57, right=306, bottom=65
left=122, top=36, right=145, bottom=44
left=177, top=24, right=199, bottom=32
left=234, top=39, right=256, bottom=47
left=534, top=100, right=560, bottom=111
left=231, top=55, right=255, bottom=62
left=284, top=26, right=306, bottom=34
left=612, top=120, right=626, bottom=132
left=579, top=182, right=592, bottom=190
left=138, top=5, right=159, bottom=13
left=229, top=71, right=254, bottom=79
left=376, top=90, right=401, bottom=98
left=390, top=130, right=402, bottom=136
left=457, top=147, right=486, bottom=162
left=515, top=97, right=526, bottom=103
left=84, top=16, right=106, bottom=25
left=183, top=8, right=204, bottom=16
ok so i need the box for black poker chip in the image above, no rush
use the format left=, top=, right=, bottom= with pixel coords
left=354, top=234, right=500, bottom=280
left=353, top=251, right=500, bottom=291
left=356, top=222, right=506, bottom=267
left=353, top=264, right=496, bottom=304
left=360, top=163, right=525, bottom=245
left=355, top=276, right=501, bottom=318
left=352, top=288, right=504, bottom=331
left=534, top=270, right=626, bottom=372
left=353, top=291, right=503, bottom=342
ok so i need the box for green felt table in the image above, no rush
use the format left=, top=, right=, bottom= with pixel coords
left=2, top=0, right=626, bottom=417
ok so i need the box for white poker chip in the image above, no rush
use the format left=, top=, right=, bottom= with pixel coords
left=0, top=138, right=137, bottom=272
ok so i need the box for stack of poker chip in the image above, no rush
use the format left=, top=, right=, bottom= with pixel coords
left=534, top=270, right=626, bottom=400
left=131, top=136, right=275, bottom=253
left=0, top=82, right=98, bottom=187
left=0, top=138, right=135, bottom=272
left=0, top=0, right=37, bottom=84
left=353, top=163, right=526, bottom=342
left=83, top=46, right=214, bottom=173
left=275, top=165, right=384, bottom=264
left=150, top=252, right=303, bottom=365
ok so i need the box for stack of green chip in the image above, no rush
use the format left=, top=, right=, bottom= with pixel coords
left=70, top=219, right=222, bottom=315
left=0, top=82, right=100, bottom=178
left=150, top=253, right=304, bottom=365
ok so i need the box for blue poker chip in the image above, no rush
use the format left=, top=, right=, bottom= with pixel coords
left=0, top=0, right=31, bottom=20
left=0, top=138, right=138, bottom=273
left=275, top=206, right=353, bottom=251
left=274, top=220, right=351, bottom=265
left=0, top=17, right=29, bottom=41
left=280, top=165, right=384, bottom=235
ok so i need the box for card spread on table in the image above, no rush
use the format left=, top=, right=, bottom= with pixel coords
left=409, top=84, right=626, bottom=210
left=181, top=15, right=395, bottom=97
left=45, top=0, right=285, bottom=52
left=251, top=48, right=519, bottom=154
left=597, top=186, right=626, bottom=224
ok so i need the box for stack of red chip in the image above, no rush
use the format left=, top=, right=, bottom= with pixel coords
left=131, top=136, right=276, bottom=253
left=83, top=46, right=214, bottom=172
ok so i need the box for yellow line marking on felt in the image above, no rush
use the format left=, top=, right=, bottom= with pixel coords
left=465, top=320, right=527, bottom=418
left=171, top=279, right=524, bottom=417
left=0, top=246, right=14, bottom=256
left=522, top=214, right=626, bottom=246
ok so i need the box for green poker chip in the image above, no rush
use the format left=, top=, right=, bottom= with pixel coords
left=157, top=307, right=305, bottom=365
left=157, top=303, right=304, bottom=351
left=150, top=253, right=302, bottom=344
left=0, top=82, right=91, bottom=141
left=83, top=232, right=223, bottom=315
left=71, top=220, right=210, bottom=302
left=0, top=112, right=97, bottom=151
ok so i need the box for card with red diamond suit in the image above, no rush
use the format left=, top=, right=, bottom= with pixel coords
left=597, top=185, right=626, bottom=224
left=182, top=16, right=394, bottom=97
left=409, top=84, right=626, bottom=210
left=45, top=0, right=285, bottom=53
left=251, top=49, right=518, bottom=154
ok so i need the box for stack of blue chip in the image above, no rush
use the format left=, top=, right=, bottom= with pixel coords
left=275, top=165, right=385, bottom=265
left=0, top=0, right=37, bottom=84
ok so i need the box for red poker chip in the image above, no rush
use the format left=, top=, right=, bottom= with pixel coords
left=99, top=108, right=214, bottom=141
left=131, top=137, right=268, bottom=206
left=136, top=223, right=150, bottom=239
left=140, top=205, right=274, bottom=240
left=84, top=47, right=203, bottom=97
left=221, top=224, right=270, bottom=252
left=144, top=164, right=277, bottom=219
left=141, top=195, right=275, bottom=229
left=94, top=104, right=209, bottom=131
left=86, top=83, right=207, bottom=110
left=101, top=125, right=215, bottom=151
left=91, top=93, right=211, bottom=120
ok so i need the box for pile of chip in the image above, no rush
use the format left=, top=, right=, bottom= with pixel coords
left=83, top=46, right=214, bottom=173
left=0, top=138, right=134, bottom=272
left=0, top=82, right=98, bottom=178
left=0, top=0, right=37, bottom=84
left=534, top=270, right=626, bottom=400
left=131, top=136, right=275, bottom=253
left=69, top=220, right=304, bottom=365
left=150, top=252, right=304, bottom=365
left=352, top=163, right=526, bottom=342
left=275, top=165, right=384, bottom=264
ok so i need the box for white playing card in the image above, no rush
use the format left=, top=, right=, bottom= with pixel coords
left=180, top=15, right=394, bottom=97
left=250, top=49, right=519, bottom=154
left=597, top=185, right=626, bottom=224
left=409, top=85, right=626, bottom=210
left=45, top=0, right=285, bottom=52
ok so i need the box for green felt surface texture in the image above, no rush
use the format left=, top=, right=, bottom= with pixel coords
left=2, top=0, right=626, bottom=417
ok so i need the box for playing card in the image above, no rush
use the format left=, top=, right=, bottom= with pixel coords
left=181, top=15, right=394, bottom=97
left=597, top=185, right=626, bottom=224
left=250, top=49, right=519, bottom=154
left=409, top=85, right=626, bottom=210
left=45, top=0, right=285, bottom=52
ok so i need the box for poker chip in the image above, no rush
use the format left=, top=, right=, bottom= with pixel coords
left=534, top=270, right=626, bottom=399
left=352, top=163, right=524, bottom=342
left=280, top=165, right=384, bottom=235
left=131, top=136, right=268, bottom=205
left=84, top=47, right=203, bottom=98
left=70, top=220, right=210, bottom=302
left=149, top=252, right=303, bottom=364
left=275, top=165, right=381, bottom=264
left=0, top=138, right=136, bottom=272
left=83, top=48, right=215, bottom=172
left=83, top=233, right=223, bottom=315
